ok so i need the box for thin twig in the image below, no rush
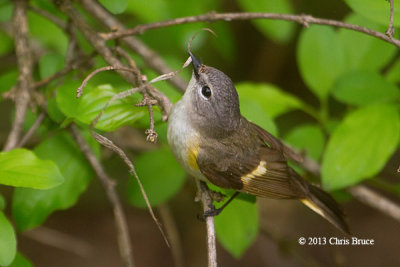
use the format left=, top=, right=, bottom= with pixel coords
left=78, top=0, right=187, bottom=92
left=158, top=204, right=185, bottom=267
left=386, top=0, right=395, bottom=38
left=29, top=5, right=67, bottom=30
left=100, top=12, right=400, bottom=49
left=90, top=131, right=170, bottom=247
left=33, top=52, right=95, bottom=89
left=196, top=180, right=217, bottom=267
left=54, top=0, right=173, bottom=118
left=23, top=226, right=93, bottom=258
left=69, top=124, right=135, bottom=267
left=3, top=0, right=33, bottom=151
left=76, top=66, right=138, bottom=98
left=298, top=155, right=400, bottom=224
left=17, top=111, right=46, bottom=147
left=348, top=186, right=400, bottom=222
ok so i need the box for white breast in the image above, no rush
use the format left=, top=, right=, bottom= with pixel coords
left=167, top=99, right=207, bottom=181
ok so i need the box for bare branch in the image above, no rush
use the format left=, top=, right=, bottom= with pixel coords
left=17, top=111, right=46, bottom=147
left=89, top=131, right=170, bottom=247
left=33, top=52, right=96, bottom=89
left=3, top=0, right=33, bottom=151
left=29, top=5, right=67, bottom=30
left=158, top=204, right=185, bottom=267
left=54, top=0, right=173, bottom=117
left=69, top=124, right=135, bottom=267
left=348, top=186, right=400, bottom=222
left=196, top=181, right=217, bottom=267
left=386, top=0, right=395, bottom=38
left=100, top=12, right=400, bottom=49
left=76, top=66, right=139, bottom=98
left=298, top=155, right=400, bottom=224
left=78, top=0, right=187, bottom=92
left=23, top=226, right=93, bottom=258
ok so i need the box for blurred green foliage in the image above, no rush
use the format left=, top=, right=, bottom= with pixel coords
left=0, top=211, right=16, bottom=266
left=0, top=0, right=399, bottom=264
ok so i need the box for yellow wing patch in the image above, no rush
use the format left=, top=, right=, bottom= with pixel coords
left=241, top=160, right=267, bottom=184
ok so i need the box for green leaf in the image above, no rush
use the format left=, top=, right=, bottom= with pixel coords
left=28, top=11, right=68, bottom=54
left=338, top=14, right=397, bottom=72
left=56, top=81, right=146, bottom=131
left=47, top=97, right=65, bottom=123
left=39, top=53, right=64, bottom=79
left=0, top=2, right=12, bottom=22
left=386, top=58, right=400, bottom=84
left=236, top=82, right=303, bottom=119
left=12, top=133, right=94, bottom=231
left=99, top=0, right=128, bottom=14
left=0, top=211, right=17, bottom=266
left=0, top=70, right=18, bottom=97
left=344, top=0, right=400, bottom=27
left=297, top=25, right=345, bottom=99
left=322, top=104, right=400, bottom=190
left=0, top=30, right=13, bottom=56
left=215, top=194, right=259, bottom=258
left=285, top=124, right=325, bottom=161
left=240, top=98, right=278, bottom=136
left=333, top=71, right=400, bottom=106
left=0, top=194, right=5, bottom=211
left=236, top=0, right=295, bottom=43
left=9, top=252, right=33, bottom=267
left=127, top=146, right=186, bottom=208
left=0, top=149, right=64, bottom=189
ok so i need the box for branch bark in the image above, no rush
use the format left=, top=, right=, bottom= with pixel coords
left=299, top=155, right=400, bottom=224
left=196, top=181, right=217, bottom=267
left=386, top=0, right=395, bottom=38
left=3, top=0, right=33, bottom=151
left=54, top=0, right=172, bottom=117
left=69, top=124, right=134, bottom=267
left=100, top=12, right=400, bottom=49
left=78, top=0, right=187, bottom=92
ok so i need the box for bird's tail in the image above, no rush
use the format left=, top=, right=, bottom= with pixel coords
left=301, top=184, right=350, bottom=234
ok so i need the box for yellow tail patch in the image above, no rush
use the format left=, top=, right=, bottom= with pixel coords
left=301, top=199, right=325, bottom=218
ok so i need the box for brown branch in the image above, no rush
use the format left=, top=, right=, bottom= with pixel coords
left=100, top=12, right=400, bottom=49
left=348, top=186, right=400, bottom=222
left=29, top=5, right=67, bottom=30
left=196, top=180, right=217, bottom=267
left=33, top=52, right=95, bottom=89
left=158, top=204, right=185, bottom=267
left=54, top=0, right=172, bottom=118
left=298, top=155, right=400, bottom=224
left=386, top=0, right=395, bottom=38
left=3, top=0, right=33, bottom=151
left=76, top=66, right=139, bottom=98
left=69, top=124, right=135, bottom=267
left=17, top=111, right=46, bottom=147
left=89, top=131, right=170, bottom=247
left=23, top=226, right=93, bottom=258
left=78, top=0, right=187, bottom=92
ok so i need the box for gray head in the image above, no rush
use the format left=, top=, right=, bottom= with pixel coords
left=184, top=52, right=241, bottom=138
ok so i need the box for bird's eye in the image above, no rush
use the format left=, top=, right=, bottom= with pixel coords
left=201, top=86, right=211, bottom=99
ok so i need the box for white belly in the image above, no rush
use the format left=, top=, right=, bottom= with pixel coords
left=167, top=100, right=207, bottom=181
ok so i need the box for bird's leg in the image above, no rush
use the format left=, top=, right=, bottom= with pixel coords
left=202, top=191, right=240, bottom=218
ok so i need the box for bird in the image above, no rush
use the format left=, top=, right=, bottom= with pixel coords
left=167, top=52, right=349, bottom=234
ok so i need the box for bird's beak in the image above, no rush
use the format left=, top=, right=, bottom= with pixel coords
left=189, top=51, right=201, bottom=78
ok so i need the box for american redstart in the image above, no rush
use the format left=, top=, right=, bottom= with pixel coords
left=167, top=52, right=349, bottom=234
